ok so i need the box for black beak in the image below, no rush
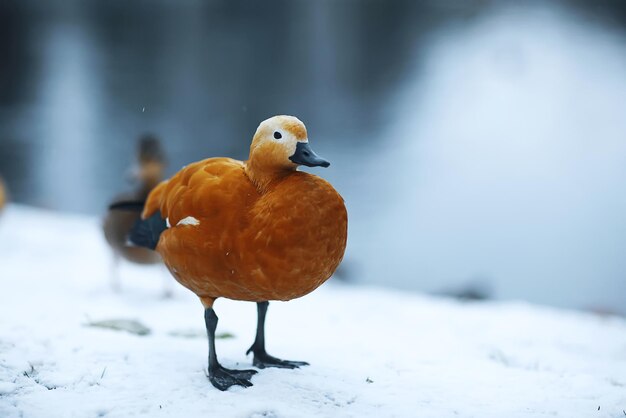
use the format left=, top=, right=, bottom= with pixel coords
left=289, top=142, right=330, bottom=168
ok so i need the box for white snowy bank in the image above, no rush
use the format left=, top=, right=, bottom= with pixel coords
left=0, top=205, right=625, bottom=418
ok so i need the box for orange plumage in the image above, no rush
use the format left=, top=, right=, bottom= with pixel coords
left=129, top=115, right=347, bottom=390
left=143, top=116, right=347, bottom=306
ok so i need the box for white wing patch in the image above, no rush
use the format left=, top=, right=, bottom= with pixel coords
left=177, top=216, right=200, bottom=226
left=166, top=218, right=171, bottom=228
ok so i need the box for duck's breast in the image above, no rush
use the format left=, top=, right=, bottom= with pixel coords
left=155, top=164, right=347, bottom=303
left=241, top=172, right=348, bottom=300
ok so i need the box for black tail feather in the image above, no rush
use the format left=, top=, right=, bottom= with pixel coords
left=129, top=211, right=167, bottom=250
left=109, top=201, right=146, bottom=211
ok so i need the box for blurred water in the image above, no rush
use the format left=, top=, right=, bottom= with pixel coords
left=0, top=0, right=453, bottom=212
left=1, top=1, right=625, bottom=312
left=343, top=5, right=626, bottom=313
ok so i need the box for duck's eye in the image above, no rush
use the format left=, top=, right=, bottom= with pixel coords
left=273, top=131, right=282, bottom=140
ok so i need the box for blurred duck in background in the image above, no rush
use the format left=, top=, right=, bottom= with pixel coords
left=0, top=176, right=7, bottom=213
left=103, top=135, right=169, bottom=294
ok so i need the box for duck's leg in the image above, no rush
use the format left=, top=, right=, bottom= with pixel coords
left=204, top=308, right=257, bottom=390
left=246, top=301, right=309, bottom=369
left=110, top=252, right=121, bottom=293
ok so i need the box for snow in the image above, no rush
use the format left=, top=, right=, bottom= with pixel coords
left=0, top=204, right=625, bottom=417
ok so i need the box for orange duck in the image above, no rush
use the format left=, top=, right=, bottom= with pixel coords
left=116, top=115, right=347, bottom=390
left=0, top=176, right=6, bottom=213
left=103, top=135, right=166, bottom=292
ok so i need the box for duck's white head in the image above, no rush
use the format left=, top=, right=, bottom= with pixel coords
left=248, top=115, right=330, bottom=172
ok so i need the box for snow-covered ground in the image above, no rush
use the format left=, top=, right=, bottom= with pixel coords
left=0, top=205, right=625, bottom=417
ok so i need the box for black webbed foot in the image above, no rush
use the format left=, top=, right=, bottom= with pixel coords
left=224, top=366, right=258, bottom=380
left=208, top=365, right=257, bottom=391
left=204, top=307, right=257, bottom=391
left=246, top=346, right=309, bottom=369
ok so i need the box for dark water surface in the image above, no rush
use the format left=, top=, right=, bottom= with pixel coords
left=2, top=0, right=623, bottom=214
left=0, top=0, right=462, bottom=212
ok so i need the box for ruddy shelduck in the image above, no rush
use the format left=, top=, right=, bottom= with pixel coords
left=0, top=176, right=6, bottom=213
left=116, top=115, right=348, bottom=390
left=103, top=136, right=166, bottom=291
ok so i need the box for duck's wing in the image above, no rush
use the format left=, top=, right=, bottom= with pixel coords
left=142, top=180, right=169, bottom=219
left=142, top=157, right=257, bottom=227
left=138, top=157, right=260, bottom=297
